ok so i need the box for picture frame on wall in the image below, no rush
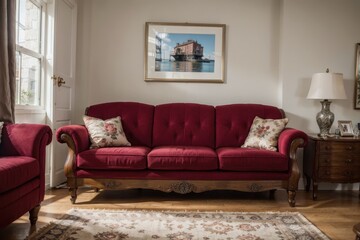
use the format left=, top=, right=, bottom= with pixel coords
left=338, top=120, right=354, bottom=136
left=354, top=43, right=360, bottom=109
left=144, top=22, right=226, bottom=83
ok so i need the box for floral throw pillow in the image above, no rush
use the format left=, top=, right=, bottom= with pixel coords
left=83, top=116, right=131, bottom=148
left=0, top=122, right=3, bottom=144
left=241, top=116, right=288, bottom=151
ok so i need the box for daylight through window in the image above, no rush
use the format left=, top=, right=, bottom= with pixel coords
left=16, top=0, right=43, bottom=106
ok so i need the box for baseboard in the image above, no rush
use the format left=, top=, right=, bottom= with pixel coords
left=298, top=177, right=359, bottom=190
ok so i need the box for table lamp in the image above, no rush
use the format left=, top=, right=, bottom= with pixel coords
left=307, top=69, right=347, bottom=136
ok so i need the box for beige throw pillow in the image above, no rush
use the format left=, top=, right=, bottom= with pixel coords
left=0, top=122, right=3, bottom=144
left=83, top=116, right=131, bottom=148
left=241, top=116, right=288, bottom=151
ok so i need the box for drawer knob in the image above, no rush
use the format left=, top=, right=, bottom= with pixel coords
left=344, top=171, right=352, bottom=176
left=345, top=146, right=353, bottom=150
left=345, top=159, right=352, bottom=163
left=326, top=171, right=330, bottom=175
left=325, top=146, right=330, bottom=150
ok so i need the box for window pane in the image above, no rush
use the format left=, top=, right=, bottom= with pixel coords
left=16, top=0, right=41, bottom=53
left=16, top=52, right=41, bottom=106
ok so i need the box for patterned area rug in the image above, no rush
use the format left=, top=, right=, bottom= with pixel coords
left=27, top=209, right=330, bottom=240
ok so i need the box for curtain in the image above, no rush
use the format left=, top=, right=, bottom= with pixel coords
left=0, top=0, right=16, bottom=123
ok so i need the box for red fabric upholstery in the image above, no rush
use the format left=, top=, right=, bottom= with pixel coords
left=217, top=147, right=289, bottom=172
left=0, top=156, right=39, bottom=193
left=0, top=187, right=40, bottom=228
left=55, top=102, right=308, bottom=207
left=0, top=179, right=39, bottom=208
left=77, top=147, right=150, bottom=170
left=0, top=123, right=52, bottom=228
left=0, top=123, right=52, bottom=157
left=56, top=125, right=90, bottom=154
left=76, top=169, right=290, bottom=181
left=215, top=104, right=284, bottom=148
left=153, top=103, right=215, bottom=148
left=86, top=102, right=154, bottom=147
left=148, top=146, right=218, bottom=170
left=278, top=128, right=308, bottom=156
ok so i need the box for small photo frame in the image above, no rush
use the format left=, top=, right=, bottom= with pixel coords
left=338, top=120, right=354, bottom=136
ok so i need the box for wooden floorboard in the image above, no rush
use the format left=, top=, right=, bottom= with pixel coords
left=0, top=188, right=359, bottom=240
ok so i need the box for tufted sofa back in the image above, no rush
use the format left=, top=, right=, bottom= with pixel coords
left=152, top=103, right=215, bottom=148
left=86, top=102, right=154, bottom=147
left=215, top=104, right=285, bottom=148
left=85, top=102, right=284, bottom=149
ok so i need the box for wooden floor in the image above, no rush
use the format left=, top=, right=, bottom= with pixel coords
left=0, top=188, right=359, bottom=240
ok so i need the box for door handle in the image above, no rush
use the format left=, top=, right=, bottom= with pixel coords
left=57, top=77, right=66, bottom=87
left=51, top=75, right=66, bottom=87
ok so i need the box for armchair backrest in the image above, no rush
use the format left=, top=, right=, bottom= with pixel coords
left=0, top=123, right=52, bottom=158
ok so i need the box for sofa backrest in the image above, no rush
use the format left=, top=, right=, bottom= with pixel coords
left=215, top=104, right=285, bottom=148
left=86, top=102, right=154, bottom=147
left=153, top=103, right=215, bottom=148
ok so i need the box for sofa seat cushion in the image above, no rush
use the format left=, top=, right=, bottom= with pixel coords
left=217, top=147, right=288, bottom=172
left=77, top=147, right=150, bottom=170
left=148, top=146, right=218, bottom=170
left=0, top=156, right=39, bottom=193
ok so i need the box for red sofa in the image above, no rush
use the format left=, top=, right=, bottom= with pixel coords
left=56, top=102, right=307, bottom=207
left=0, top=123, right=52, bottom=228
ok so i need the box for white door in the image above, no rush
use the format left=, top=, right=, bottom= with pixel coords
left=47, top=0, right=77, bottom=187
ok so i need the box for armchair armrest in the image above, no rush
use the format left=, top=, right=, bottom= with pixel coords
left=0, top=123, right=52, bottom=158
left=56, top=125, right=90, bottom=154
left=278, top=128, right=308, bottom=157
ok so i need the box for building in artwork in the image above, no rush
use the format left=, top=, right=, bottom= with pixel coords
left=170, top=40, right=204, bottom=61
left=155, top=35, right=162, bottom=61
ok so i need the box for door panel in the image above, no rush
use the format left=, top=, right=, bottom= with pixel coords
left=49, top=0, right=77, bottom=187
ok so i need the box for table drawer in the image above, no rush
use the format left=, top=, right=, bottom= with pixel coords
left=319, top=154, right=360, bottom=167
left=318, top=167, right=360, bottom=181
left=319, top=142, right=360, bottom=153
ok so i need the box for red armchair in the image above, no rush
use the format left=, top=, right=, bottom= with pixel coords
left=0, top=123, right=52, bottom=228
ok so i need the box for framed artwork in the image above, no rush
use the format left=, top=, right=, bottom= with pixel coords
left=144, top=22, right=226, bottom=83
left=338, top=120, right=354, bottom=136
left=354, top=43, right=360, bottom=109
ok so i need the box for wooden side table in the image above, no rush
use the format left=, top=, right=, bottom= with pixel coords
left=303, top=134, right=360, bottom=200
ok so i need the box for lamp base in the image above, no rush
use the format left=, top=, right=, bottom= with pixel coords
left=316, top=99, right=334, bottom=136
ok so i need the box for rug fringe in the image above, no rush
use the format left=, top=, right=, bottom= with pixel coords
left=70, top=207, right=301, bottom=215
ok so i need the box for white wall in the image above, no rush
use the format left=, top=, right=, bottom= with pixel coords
left=280, top=0, right=360, bottom=132
left=75, top=0, right=360, bottom=190
left=75, top=0, right=282, bottom=123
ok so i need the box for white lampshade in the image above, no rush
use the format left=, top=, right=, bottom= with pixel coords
left=307, top=72, right=347, bottom=100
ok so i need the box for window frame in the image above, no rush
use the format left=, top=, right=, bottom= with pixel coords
left=15, top=0, right=47, bottom=111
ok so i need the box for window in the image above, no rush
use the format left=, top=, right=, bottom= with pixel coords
left=16, top=0, right=43, bottom=106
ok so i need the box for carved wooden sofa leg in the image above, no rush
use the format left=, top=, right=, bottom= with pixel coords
left=69, top=187, right=78, bottom=204
left=287, top=190, right=296, bottom=207
left=29, top=205, right=41, bottom=225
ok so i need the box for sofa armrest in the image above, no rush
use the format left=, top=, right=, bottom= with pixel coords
left=56, top=125, right=90, bottom=154
left=0, top=123, right=52, bottom=158
left=278, top=128, right=308, bottom=157
left=56, top=125, right=90, bottom=178
left=278, top=128, right=308, bottom=207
